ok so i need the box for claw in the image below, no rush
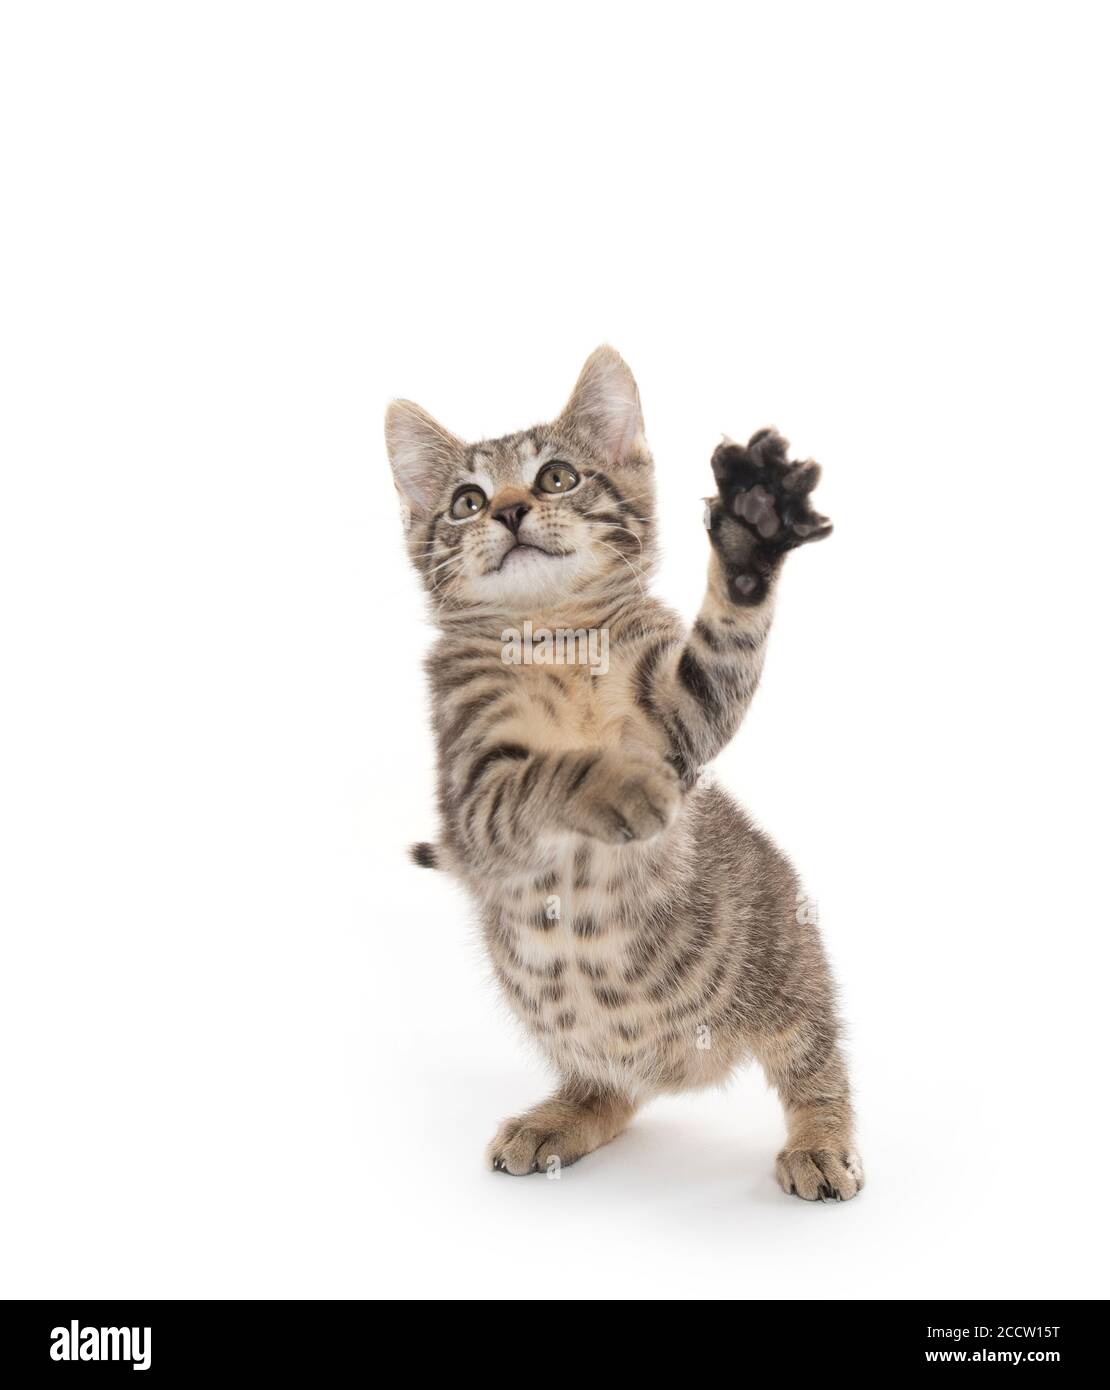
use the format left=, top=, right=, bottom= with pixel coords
left=783, top=460, right=821, bottom=494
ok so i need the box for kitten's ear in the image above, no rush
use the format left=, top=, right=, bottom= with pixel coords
left=559, top=345, right=647, bottom=467
left=385, top=400, right=466, bottom=519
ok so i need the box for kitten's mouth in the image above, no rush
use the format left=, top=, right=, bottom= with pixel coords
left=492, top=542, right=571, bottom=574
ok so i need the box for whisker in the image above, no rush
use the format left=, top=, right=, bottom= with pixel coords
left=426, top=554, right=465, bottom=589
left=592, top=519, right=644, bottom=552
left=593, top=538, right=648, bottom=601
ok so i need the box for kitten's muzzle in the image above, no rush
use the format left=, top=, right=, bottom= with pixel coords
left=494, top=540, right=554, bottom=571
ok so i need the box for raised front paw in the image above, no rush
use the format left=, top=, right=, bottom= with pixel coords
left=564, top=751, right=680, bottom=846
left=707, top=429, right=831, bottom=604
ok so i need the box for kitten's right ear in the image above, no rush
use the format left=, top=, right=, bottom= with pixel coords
left=385, top=400, right=465, bottom=521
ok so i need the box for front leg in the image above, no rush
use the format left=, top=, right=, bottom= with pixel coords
left=635, top=429, right=831, bottom=784
left=487, top=1081, right=638, bottom=1175
left=448, top=740, right=681, bottom=871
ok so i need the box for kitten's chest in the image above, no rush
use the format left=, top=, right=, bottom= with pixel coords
left=518, top=642, right=650, bottom=751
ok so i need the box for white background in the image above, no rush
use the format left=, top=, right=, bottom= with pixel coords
left=2, top=2, right=1107, bottom=1300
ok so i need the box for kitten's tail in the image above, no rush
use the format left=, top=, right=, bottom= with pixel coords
left=409, top=841, right=441, bottom=870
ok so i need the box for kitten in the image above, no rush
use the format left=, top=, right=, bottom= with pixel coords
left=386, top=347, right=863, bottom=1200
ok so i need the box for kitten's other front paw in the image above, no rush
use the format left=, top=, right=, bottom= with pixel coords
left=707, top=429, right=831, bottom=604
left=564, top=752, right=680, bottom=846
left=487, top=1119, right=584, bottom=1176
left=776, top=1147, right=864, bottom=1202
left=487, top=1090, right=635, bottom=1175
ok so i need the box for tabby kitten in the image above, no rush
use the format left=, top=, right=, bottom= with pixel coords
left=386, top=347, right=863, bottom=1200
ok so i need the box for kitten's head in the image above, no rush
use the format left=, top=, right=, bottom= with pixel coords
left=385, top=347, right=657, bottom=618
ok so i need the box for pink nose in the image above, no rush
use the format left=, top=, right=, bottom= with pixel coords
left=492, top=502, right=531, bottom=535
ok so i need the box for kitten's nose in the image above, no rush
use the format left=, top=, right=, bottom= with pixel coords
left=492, top=501, right=531, bottom=535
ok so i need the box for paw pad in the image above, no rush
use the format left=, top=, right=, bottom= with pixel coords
left=707, top=428, right=832, bottom=604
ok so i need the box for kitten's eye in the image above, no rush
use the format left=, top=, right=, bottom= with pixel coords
left=536, top=461, right=579, bottom=495
left=450, top=486, right=487, bottom=519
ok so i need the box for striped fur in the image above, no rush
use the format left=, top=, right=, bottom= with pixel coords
left=386, top=347, right=862, bottom=1200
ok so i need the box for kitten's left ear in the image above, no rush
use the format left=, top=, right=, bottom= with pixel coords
left=559, top=345, right=648, bottom=467
left=385, top=399, right=466, bottom=520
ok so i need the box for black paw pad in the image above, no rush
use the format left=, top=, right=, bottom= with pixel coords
left=733, top=483, right=782, bottom=538
left=707, top=429, right=832, bottom=604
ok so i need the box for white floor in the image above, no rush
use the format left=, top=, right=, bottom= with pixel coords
left=8, top=831, right=1103, bottom=1301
